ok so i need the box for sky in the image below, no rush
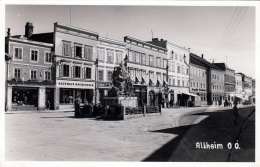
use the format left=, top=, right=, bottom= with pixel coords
left=5, top=5, right=255, bottom=78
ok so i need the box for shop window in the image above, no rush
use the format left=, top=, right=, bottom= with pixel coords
left=31, top=49, right=38, bottom=62
left=14, top=68, right=21, bottom=79
left=31, top=70, right=37, bottom=80
left=14, top=47, right=23, bottom=60
left=60, top=88, right=74, bottom=104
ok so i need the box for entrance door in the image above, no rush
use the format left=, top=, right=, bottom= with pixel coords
left=46, top=88, right=54, bottom=110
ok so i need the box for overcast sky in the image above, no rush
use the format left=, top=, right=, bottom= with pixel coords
left=5, top=5, right=255, bottom=78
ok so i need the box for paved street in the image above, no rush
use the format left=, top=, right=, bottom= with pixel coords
left=5, top=106, right=255, bottom=161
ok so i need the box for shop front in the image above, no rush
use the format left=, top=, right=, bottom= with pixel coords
left=55, top=80, right=95, bottom=110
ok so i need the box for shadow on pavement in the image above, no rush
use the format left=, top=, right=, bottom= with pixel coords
left=143, top=106, right=255, bottom=162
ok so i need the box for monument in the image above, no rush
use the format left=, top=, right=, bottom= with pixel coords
left=103, top=55, right=138, bottom=119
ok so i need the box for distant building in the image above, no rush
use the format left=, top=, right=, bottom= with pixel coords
left=147, top=38, right=191, bottom=107
left=189, top=53, right=210, bottom=106
left=5, top=22, right=54, bottom=111
left=213, top=63, right=235, bottom=103
left=235, top=73, right=243, bottom=102
left=209, top=64, right=225, bottom=105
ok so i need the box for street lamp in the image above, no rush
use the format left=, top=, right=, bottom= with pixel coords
left=94, top=58, right=99, bottom=105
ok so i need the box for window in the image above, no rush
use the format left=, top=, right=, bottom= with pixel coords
left=14, top=68, right=21, bottom=79
left=84, top=45, right=93, bottom=61
left=31, top=49, right=38, bottom=62
left=98, top=70, right=104, bottom=81
left=177, top=80, right=180, bottom=86
left=173, top=78, right=175, bottom=86
left=182, top=80, right=184, bottom=86
left=186, top=68, right=189, bottom=75
left=145, top=54, right=149, bottom=66
left=163, top=59, right=167, bottom=69
left=84, top=67, right=91, bottom=79
left=136, top=52, right=140, bottom=64
left=149, top=55, right=154, bottom=66
left=141, top=53, right=146, bottom=65
left=73, top=66, right=81, bottom=78
left=14, top=47, right=22, bottom=60
left=45, top=52, right=52, bottom=63
left=62, top=41, right=71, bottom=57
left=107, top=71, right=113, bottom=81
left=31, top=70, right=37, bottom=80
left=63, top=64, right=70, bottom=77
left=45, top=71, right=51, bottom=80
left=177, top=66, right=180, bottom=73
left=74, top=44, right=82, bottom=58
left=156, top=57, right=161, bottom=68
left=115, top=51, right=123, bottom=64
left=106, top=49, right=114, bottom=64
left=97, top=47, right=105, bottom=61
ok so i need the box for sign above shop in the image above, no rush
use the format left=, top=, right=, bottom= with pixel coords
left=56, top=80, right=94, bottom=89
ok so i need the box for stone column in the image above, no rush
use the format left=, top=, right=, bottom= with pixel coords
left=38, top=87, right=46, bottom=110
left=6, top=86, right=12, bottom=111
left=54, top=88, right=60, bottom=110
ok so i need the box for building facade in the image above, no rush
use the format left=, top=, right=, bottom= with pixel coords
left=5, top=23, right=55, bottom=111
left=209, top=65, right=225, bottom=105
left=96, top=37, right=126, bottom=103
left=124, top=36, right=168, bottom=107
left=235, top=73, right=243, bottom=101
left=189, top=53, right=209, bottom=106
left=242, top=74, right=253, bottom=101
left=53, top=23, right=98, bottom=110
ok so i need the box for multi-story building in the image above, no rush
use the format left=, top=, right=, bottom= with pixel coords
left=235, top=73, right=243, bottom=102
left=213, top=63, right=235, bottom=103
left=242, top=74, right=253, bottom=100
left=209, top=64, right=225, bottom=105
left=53, top=23, right=98, bottom=110
left=189, top=53, right=210, bottom=106
left=96, top=37, right=126, bottom=103
left=148, top=38, right=190, bottom=107
left=5, top=22, right=55, bottom=111
left=124, top=36, right=168, bottom=107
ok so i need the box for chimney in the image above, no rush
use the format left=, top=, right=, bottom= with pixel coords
left=7, top=28, right=11, bottom=37
left=201, top=54, right=204, bottom=59
left=25, top=22, right=33, bottom=38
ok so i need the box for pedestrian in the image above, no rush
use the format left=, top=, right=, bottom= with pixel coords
left=232, top=101, right=239, bottom=126
left=74, top=96, right=81, bottom=118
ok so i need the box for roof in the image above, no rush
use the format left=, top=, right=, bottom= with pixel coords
left=10, top=32, right=54, bottom=44
left=124, top=36, right=167, bottom=52
left=29, top=32, right=54, bottom=44
left=189, top=52, right=211, bottom=68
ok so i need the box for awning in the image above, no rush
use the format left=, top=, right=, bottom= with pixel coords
left=182, top=92, right=198, bottom=97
